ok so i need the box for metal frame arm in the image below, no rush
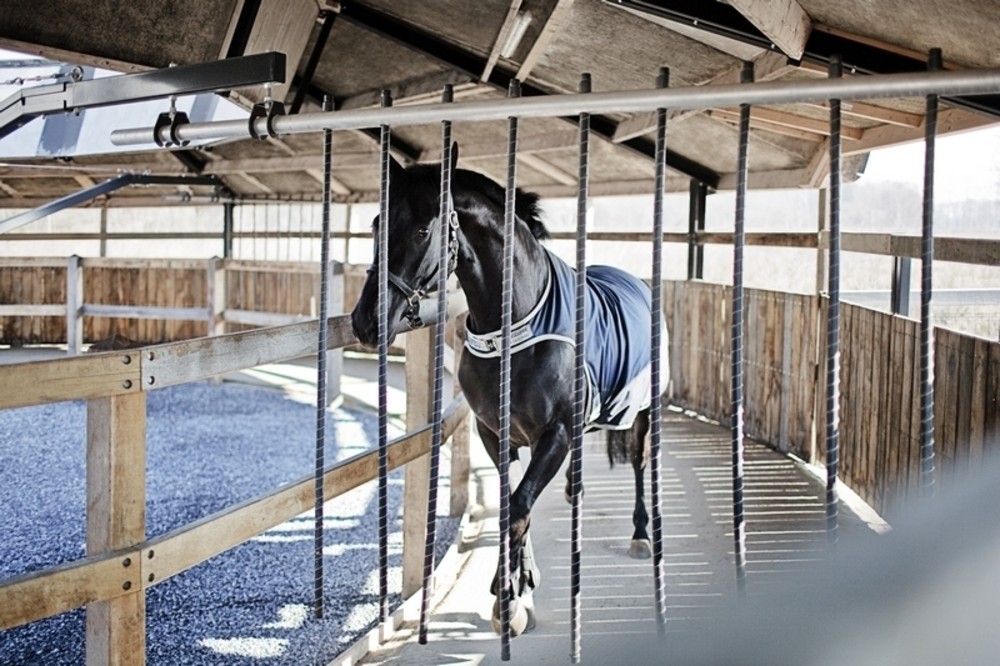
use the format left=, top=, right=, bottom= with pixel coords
left=0, top=52, right=286, bottom=141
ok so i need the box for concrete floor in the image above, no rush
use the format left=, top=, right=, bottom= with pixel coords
left=350, top=409, right=883, bottom=665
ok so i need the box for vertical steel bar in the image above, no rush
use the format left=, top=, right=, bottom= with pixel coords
left=418, top=84, right=455, bottom=645
left=498, top=78, right=521, bottom=663
left=570, top=71, right=591, bottom=665
left=920, top=49, right=941, bottom=497
left=730, top=61, right=753, bottom=598
left=650, top=66, right=669, bottom=632
left=377, top=89, right=393, bottom=626
left=825, top=56, right=843, bottom=548
left=313, top=96, right=333, bottom=620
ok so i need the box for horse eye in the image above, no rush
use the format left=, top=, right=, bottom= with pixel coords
left=417, top=227, right=431, bottom=239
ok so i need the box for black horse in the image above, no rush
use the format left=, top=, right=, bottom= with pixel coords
left=351, top=147, right=667, bottom=635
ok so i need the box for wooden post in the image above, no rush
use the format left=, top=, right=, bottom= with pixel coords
left=86, top=392, right=147, bottom=666
left=402, top=325, right=433, bottom=599
left=325, top=261, right=344, bottom=406
left=207, top=257, right=227, bottom=337
left=67, top=255, right=84, bottom=355
left=449, top=319, right=470, bottom=517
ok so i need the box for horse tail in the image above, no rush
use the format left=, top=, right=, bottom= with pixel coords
left=606, top=429, right=630, bottom=468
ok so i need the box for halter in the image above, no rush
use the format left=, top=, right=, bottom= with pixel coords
left=370, top=207, right=460, bottom=329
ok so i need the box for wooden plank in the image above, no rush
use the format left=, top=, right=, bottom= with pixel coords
left=222, top=309, right=313, bottom=327
left=86, top=392, right=147, bottom=666
left=0, top=257, right=67, bottom=268
left=139, top=316, right=356, bottom=388
left=0, top=304, right=66, bottom=316
left=969, top=338, right=988, bottom=468
left=726, top=0, right=811, bottom=60
left=0, top=549, right=141, bottom=631
left=953, top=334, right=975, bottom=482
left=403, top=326, right=433, bottom=598
left=82, top=304, right=209, bottom=321
left=0, top=351, right=141, bottom=409
left=936, top=329, right=959, bottom=491
left=67, top=255, right=84, bottom=355
left=985, top=343, right=1000, bottom=463
left=144, top=397, right=468, bottom=586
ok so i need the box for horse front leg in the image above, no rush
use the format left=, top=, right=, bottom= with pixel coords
left=490, top=422, right=570, bottom=637
left=629, top=409, right=653, bottom=559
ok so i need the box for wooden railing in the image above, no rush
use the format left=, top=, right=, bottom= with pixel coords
left=664, top=280, right=1000, bottom=519
left=0, top=257, right=346, bottom=348
left=0, top=314, right=471, bottom=664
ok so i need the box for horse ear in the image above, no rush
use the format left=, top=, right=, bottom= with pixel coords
left=451, top=142, right=460, bottom=172
left=389, top=156, right=405, bottom=180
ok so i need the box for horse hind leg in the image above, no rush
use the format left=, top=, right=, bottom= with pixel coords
left=628, top=409, right=653, bottom=559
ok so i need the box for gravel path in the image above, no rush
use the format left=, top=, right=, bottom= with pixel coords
left=0, top=381, right=459, bottom=665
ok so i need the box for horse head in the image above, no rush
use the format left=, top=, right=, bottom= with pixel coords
left=351, top=147, right=460, bottom=348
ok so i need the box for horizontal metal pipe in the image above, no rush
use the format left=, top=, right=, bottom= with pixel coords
left=112, top=68, right=1000, bottom=147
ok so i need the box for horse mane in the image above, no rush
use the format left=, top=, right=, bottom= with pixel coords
left=456, top=169, right=550, bottom=241
left=403, top=164, right=550, bottom=240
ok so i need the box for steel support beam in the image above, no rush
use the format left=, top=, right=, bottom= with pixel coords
left=0, top=174, right=224, bottom=234
left=611, top=0, right=1000, bottom=118
left=0, top=52, right=286, bottom=140
left=291, top=11, right=337, bottom=114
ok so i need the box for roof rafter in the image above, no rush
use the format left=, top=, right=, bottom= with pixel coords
left=725, top=0, right=811, bottom=60
left=337, top=0, right=720, bottom=187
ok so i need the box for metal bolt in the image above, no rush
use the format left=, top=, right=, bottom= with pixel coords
left=148, top=573, right=156, bottom=583
left=122, top=380, right=133, bottom=389
left=148, top=351, right=155, bottom=361
left=148, top=550, right=155, bottom=559
left=122, top=557, right=132, bottom=567
left=122, top=581, right=132, bottom=591
left=121, top=355, right=131, bottom=365
left=148, top=376, right=156, bottom=386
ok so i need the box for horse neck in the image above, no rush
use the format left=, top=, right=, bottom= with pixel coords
left=453, top=196, right=548, bottom=335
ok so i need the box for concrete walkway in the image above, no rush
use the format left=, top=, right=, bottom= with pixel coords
left=351, top=409, right=884, bottom=665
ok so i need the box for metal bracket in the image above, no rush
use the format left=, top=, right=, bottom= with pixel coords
left=0, top=51, right=287, bottom=141
left=248, top=100, right=285, bottom=140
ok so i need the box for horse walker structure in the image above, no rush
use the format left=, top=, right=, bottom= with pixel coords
left=2, top=54, right=1000, bottom=664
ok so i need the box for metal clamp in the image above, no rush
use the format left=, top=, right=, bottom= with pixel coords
left=248, top=100, right=285, bottom=140
left=152, top=110, right=190, bottom=148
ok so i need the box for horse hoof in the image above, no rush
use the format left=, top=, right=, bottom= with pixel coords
left=628, top=538, right=652, bottom=559
left=491, top=597, right=532, bottom=637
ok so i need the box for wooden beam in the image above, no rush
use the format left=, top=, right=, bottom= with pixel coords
left=516, top=0, right=575, bottom=81
left=711, top=107, right=864, bottom=140
left=709, top=110, right=826, bottom=142
left=419, top=129, right=580, bottom=162
left=518, top=153, right=576, bottom=186
left=726, top=0, right=812, bottom=60
left=85, top=392, right=147, bottom=666
left=846, top=108, right=998, bottom=156
left=481, top=0, right=523, bottom=83
left=804, top=139, right=831, bottom=189
left=804, top=100, right=923, bottom=128
left=402, top=327, right=433, bottom=598
left=338, top=70, right=476, bottom=111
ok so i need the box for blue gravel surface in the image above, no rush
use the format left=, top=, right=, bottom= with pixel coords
left=0, top=381, right=459, bottom=665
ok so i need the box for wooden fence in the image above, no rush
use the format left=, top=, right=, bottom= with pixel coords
left=664, top=279, right=1000, bottom=519
left=0, top=257, right=352, bottom=347
left=0, top=312, right=471, bottom=665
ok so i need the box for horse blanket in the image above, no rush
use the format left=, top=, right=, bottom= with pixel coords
left=464, top=249, right=668, bottom=430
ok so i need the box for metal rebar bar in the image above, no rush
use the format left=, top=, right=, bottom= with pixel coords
left=377, top=89, right=392, bottom=626
left=312, top=95, right=333, bottom=621
left=730, top=61, right=753, bottom=599
left=418, top=84, right=454, bottom=645
left=650, top=65, right=669, bottom=633
left=498, top=78, right=521, bottom=663
left=570, top=71, right=591, bottom=665
left=920, top=49, right=942, bottom=497
left=825, top=56, right=843, bottom=549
